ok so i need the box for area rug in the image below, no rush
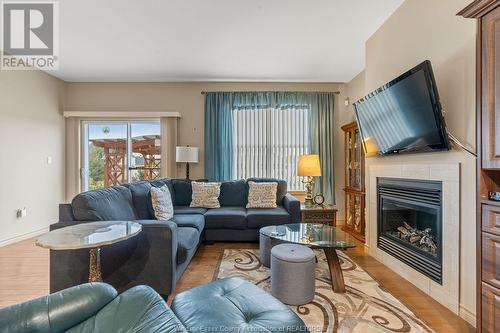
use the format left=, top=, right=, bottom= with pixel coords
left=215, top=249, right=435, bottom=333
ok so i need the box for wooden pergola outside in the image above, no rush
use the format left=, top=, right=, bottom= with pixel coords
left=90, top=135, right=161, bottom=187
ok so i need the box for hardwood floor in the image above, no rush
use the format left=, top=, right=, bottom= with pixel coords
left=0, top=238, right=48, bottom=308
left=0, top=238, right=474, bottom=332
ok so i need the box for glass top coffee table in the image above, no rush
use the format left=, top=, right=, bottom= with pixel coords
left=260, top=223, right=356, bottom=293
left=36, top=221, right=142, bottom=283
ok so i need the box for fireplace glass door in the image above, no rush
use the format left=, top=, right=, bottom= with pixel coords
left=377, top=177, right=442, bottom=284
left=380, top=198, right=440, bottom=259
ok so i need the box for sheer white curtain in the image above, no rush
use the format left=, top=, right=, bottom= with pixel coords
left=233, top=106, right=310, bottom=190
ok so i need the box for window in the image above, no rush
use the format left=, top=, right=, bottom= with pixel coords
left=82, top=121, right=161, bottom=191
left=233, top=106, right=310, bottom=191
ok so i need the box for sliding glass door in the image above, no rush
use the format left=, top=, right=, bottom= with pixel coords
left=82, top=121, right=161, bottom=191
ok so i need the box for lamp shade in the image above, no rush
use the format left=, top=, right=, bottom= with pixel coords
left=176, top=146, right=199, bottom=163
left=298, top=154, right=321, bottom=176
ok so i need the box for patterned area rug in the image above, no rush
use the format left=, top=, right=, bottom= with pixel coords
left=215, top=249, right=435, bottom=333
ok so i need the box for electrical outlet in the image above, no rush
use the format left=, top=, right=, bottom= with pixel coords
left=16, top=207, right=27, bottom=218
left=47, top=156, right=52, bottom=164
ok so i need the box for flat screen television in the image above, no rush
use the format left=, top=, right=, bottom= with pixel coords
left=353, top=60, right=450, bottom=156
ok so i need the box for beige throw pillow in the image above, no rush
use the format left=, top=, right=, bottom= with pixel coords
left=150, top=185, right=174, bottom=220
left=190, top=182, right=221, bottom=208
left=246, top=181, right=278, bottom=208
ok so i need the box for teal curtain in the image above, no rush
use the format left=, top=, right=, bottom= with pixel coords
left=307, top=93, right=335, bottom=204
left=204, top=92, right=234, bottom=181
left=204, top=91, right=335, bottom=203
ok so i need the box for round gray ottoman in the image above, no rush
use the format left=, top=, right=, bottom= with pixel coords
left=270, top=243, right=315, bottom=305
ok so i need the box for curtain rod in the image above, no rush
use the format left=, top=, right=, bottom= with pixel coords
left=200, top=91, right=340, bottom=95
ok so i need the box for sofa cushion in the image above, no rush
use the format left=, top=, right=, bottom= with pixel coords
left=174, top=206, right=208, bottom=215
left=122, top=181, right=152, bottom=219
left=123, top=179, right=174, bottom=219
left=172, top=179, right=193, bottom=206
left=190, top=182, right=221, bottom=208
left=171, top=277, right=307, bottom=333
left=177, top=227, right=200, bottom=265
left=246, top=207, right=291, bottom=229
left=151, top=185, right=174, bottom=220
left=204, top=207, right=247, bottom=230
left=246, top=181, right=278, bottom=208
left=172, top=214, right=205, bottom=232
left=247, top=178, right=287, bottom=206
left=219, top=180, right=247, bottom=207
left=172, top=179, right=210, bottom=206
left=72, top=186, right=138, bottom=221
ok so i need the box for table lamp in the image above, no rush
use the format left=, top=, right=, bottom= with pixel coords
left=176, top=146, right=199, bottom=179
left=298, top=154, right=321, bottom=207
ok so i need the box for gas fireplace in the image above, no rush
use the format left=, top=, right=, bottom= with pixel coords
left=377, top=178, right=442, bottom=284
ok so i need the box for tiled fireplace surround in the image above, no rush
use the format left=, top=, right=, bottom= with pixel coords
left=367, top=163, right=460, bottom=314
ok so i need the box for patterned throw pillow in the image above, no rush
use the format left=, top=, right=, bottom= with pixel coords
left=246, top=181, right=278, bottom=208
left=150, top=185, right=174, bottom=220
left=190, top=182, right=221, bottom=208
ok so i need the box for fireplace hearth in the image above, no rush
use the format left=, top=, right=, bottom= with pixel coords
left=377, top=177, right=442, bottom=284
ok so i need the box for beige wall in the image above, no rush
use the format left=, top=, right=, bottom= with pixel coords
left=0, top=70, right=65, bottom=245
left=334, top=71, right=366, bottom=223
left=65, top=82, right=346, bottom=206
left=345, top=71, right=366, bottom=110
left=356, top=0, right=476, bottom=324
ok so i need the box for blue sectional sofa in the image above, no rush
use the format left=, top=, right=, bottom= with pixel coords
left=50, top=178, right=300, bottom=299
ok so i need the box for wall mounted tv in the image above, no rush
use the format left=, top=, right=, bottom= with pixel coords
left=353, top=60, right=450, bottom=157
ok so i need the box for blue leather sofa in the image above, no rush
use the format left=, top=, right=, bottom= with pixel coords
left=50, top=178, right=300, bottom=300
left=0, top=278, right=307, bottom=333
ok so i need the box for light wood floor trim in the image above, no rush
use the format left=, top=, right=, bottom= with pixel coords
left=0, top=238, right=474, bottom=333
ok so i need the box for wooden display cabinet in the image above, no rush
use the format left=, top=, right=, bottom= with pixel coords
left=341, top=121, right=365, bottom=242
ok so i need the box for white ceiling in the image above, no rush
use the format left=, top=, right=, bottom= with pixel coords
left=53, top=0, right=404, bottom=82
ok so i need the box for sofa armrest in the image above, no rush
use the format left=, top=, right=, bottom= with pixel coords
left=283, top=193, right=301, bottom=223
left=0, top=283, right=117, bottom=333
left=128, top=220, right=179, bottom=296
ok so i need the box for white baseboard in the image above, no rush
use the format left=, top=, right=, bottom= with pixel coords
left=459, top=304, right=476, bottom=327
left=0, top=227, right=48, bottom=247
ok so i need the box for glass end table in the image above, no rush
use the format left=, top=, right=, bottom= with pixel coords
left=260, top=223, right=357, bottom=293
left=36, top=221, right=142, bottom=282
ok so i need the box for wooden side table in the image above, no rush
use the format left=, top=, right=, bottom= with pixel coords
left=300, top=203, right=337, bottom=226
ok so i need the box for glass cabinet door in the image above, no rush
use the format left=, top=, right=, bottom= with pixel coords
left=346, top=128, right=362, bottom=190
left=345, top=192, right=364, bottom=236
left=353, top=193, right=362, bottom=233
left=345, top=194, right=353, bottom=228
left=353, top=129, right=362, bottom=189
left=345, top=132, right=352, bottom=188
left=342, top=121, right=366, bottom=243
